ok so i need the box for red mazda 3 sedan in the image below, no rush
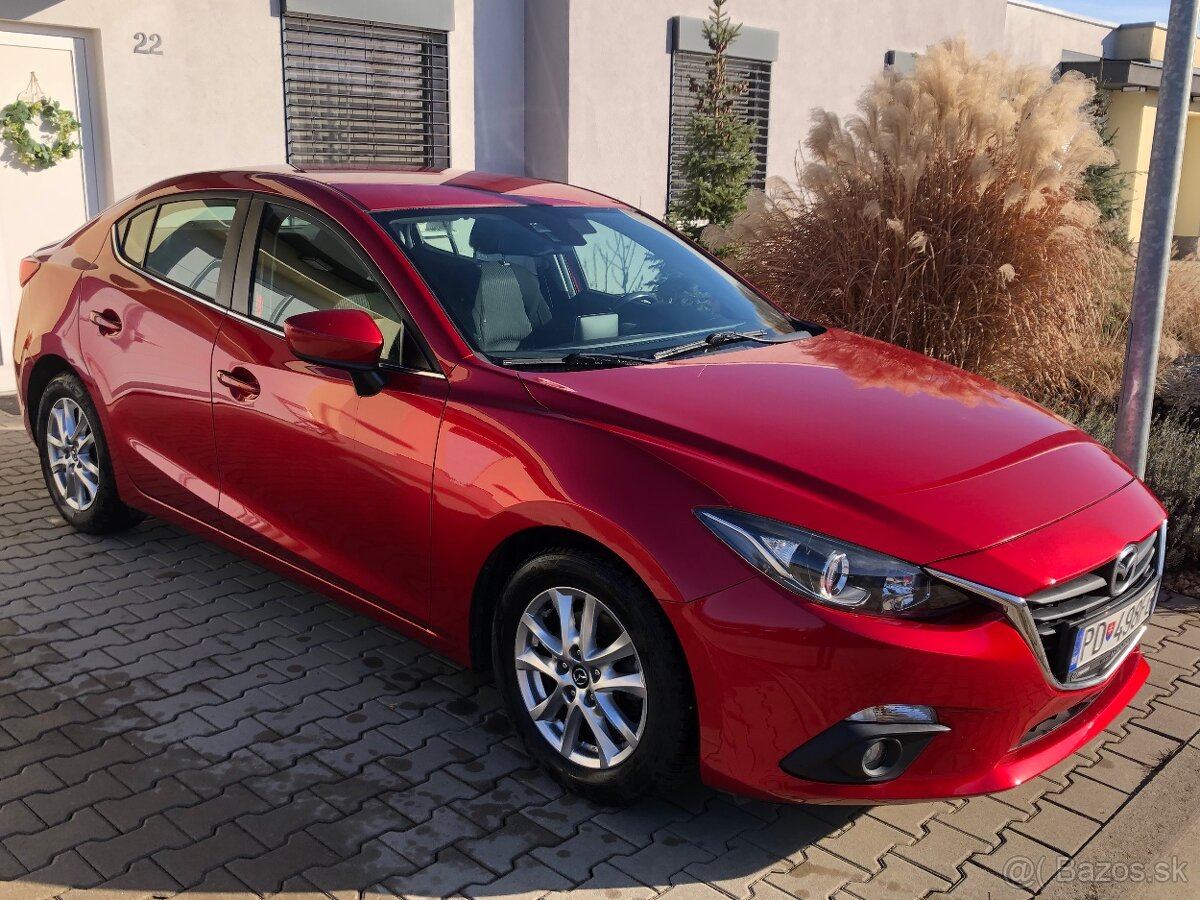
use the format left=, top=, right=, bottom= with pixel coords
left=12, top=168, right=1166, bottom=805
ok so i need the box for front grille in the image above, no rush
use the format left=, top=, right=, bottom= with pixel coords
left=1026, top=529, right=1160, bottom=683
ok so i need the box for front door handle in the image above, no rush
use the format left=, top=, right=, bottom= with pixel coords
left=217, top=368, right=261, bottom=401
left=89, top=309, right=122, bottom=336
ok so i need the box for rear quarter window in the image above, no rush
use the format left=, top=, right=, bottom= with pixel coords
left=118, top=207, right=155, bottom=267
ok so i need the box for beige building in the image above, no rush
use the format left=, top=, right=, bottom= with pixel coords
left=0, top=0, right=1187, bottom=395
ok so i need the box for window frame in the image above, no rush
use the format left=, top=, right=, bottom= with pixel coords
left=232, top=196, right=442, bottom=378
left=111, top=192, right=250, bottom=310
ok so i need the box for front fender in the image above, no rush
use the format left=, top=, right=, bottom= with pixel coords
left=427, top=366, right=754, bottom=658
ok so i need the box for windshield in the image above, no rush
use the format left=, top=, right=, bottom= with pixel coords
left=373, top=206, right=800, bottom=363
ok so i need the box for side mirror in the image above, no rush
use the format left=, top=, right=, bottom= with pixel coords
left=284, top=309, right=387, bottom=397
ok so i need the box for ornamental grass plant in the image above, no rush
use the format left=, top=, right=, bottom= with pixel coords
left=714, top=39, right=1125, bottom=407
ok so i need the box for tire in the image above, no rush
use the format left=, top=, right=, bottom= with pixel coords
left=36, top=373, right=144, bottom=534
left=493, top=548, right=696, bottom=805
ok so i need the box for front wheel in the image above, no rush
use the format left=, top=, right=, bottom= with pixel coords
left=36, top=373, right=144, bottom=534
left=493, top=549, right=696, bottom=804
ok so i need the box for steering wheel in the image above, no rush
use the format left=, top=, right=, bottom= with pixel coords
left=611, top=291, right=658, bottom=311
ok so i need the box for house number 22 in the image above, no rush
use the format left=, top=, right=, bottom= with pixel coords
left=133, top=33, right=163, bottom=55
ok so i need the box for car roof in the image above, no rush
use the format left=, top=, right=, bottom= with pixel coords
left=167, top=166, right=629, bottom=213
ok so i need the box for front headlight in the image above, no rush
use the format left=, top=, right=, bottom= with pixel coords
left=697, top=508, right=970, bottom=617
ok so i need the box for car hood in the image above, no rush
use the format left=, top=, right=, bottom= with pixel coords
left=518, top=329, right=1135, bottom=565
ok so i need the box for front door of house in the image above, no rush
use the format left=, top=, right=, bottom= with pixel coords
left=0, top=29, right=99, bottom=395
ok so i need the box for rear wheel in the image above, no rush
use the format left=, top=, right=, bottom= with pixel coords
left=36, top=374, right=143, bottom=534
left=493, top=548, right=695, bottom=804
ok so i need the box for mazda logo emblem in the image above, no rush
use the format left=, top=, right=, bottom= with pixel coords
left=1110, top=544, right=1138, bottom=597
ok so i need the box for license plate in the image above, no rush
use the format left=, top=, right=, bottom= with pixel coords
left=1068, top=584, right=1156, bottom=675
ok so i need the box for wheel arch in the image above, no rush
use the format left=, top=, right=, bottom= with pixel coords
left=469, top=525, right=668, bottom=671
left=25, top=354, right=79, bottom=437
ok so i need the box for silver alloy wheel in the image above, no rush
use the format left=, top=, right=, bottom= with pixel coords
left=45, top=397, right=100, bottom=512
left=514, top=587, right=647, bottom=769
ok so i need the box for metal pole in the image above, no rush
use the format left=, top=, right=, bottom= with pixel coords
left=1114, top=0, right=1200, bottom=476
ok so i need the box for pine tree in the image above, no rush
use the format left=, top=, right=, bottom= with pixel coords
left=668, top=0, right=758, bottom=242
left=1081, top=87, right=1130, bottom=248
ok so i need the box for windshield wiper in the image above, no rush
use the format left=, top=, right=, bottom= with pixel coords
left=653, top=329, right=808, bottom=361
left=500, top=352, right=650, bottom=369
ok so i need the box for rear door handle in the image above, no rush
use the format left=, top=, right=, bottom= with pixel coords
left=89, top=309, right=122, bottom=336
left=216, top=368, right=261, bottom=401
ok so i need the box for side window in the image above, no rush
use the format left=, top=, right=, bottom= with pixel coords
left=119, top=207, right=155, bottom=266
left=251, top=204, right=421, bottom=368
left=576, top=221, right=658, bottom=295
left=143, top=199, right=237, bottom=300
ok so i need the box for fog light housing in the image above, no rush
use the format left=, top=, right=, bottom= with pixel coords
left=780, top=717, right=950, bottom=784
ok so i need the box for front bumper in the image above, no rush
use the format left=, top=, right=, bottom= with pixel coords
left=665, top=576, right=1149, bottom=803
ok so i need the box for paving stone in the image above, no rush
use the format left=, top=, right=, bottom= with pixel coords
left=380, top=735, right=474, bottom=786
left=930, top=860, right=1033, bottom=898
left=381, top=769, right=479, bottom=825
left=744, top=805, right=842, bottom=863
left=680, top=837, right=790, bottom=900
left=817, top=814, right=913, bottom=874
left=303, top=836, right=415, bottom=896
left=1136, top=701, right=1200, bottom=741
left=843, top=853, right=951, bottom=899
left=935, top=795, right=1030, bottom=845
left=1010, top=799, right=1101, bottom=856
left=306, top=796, right=410, bottom=857
left=380, top=806, right=484, bottom=868
left=78, top=814, right=192, bottom=880
left=166, top=783, right=272, bottom=840
left=973, top=830, right=1068, bottom=892
left=1052, top=772, right=1129, bottom=822
left=312, top=761, right=411, bottom=815
left=610, top=831, right=716, bottom=888
left=666, top=796, right=766, bottom=855
left=236, top=789, right=343, bottom=849
left=1082, top=747, right=1153, bottom=793
left=1107, top=723, right=1180, bottom=767
left=6, top=807, right=118, bottom=870
left=24, top=769, right=129, bottom=826
left=866, top=801, right=955, bottom=839
left=56, top=859, right=182, bottom=900
left=890, top=819, right=989, bottom=883
left=462, top=854, right=572, bottom=900
left=381, top=847, right=493, bottom=899
left=227, top=830, right=340, bottom=894
left=174, top=747, right=275, bottom=799
left=765, top=844, right=870, bottom=899
left=529, top=819, right=633, bottom=881
left=0, top=850, right=103, bottom=900
left=3, top=699, right=94, bottom=743
left=153, top=822, right=265, bottom=888
left=0, top=762, right=63, bottom=806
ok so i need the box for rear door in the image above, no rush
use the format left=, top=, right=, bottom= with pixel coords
left=79, top=195, right=247, bottom=523
left=211, top=198, right=447, bottom=623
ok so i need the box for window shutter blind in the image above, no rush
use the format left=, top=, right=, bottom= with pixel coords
left=282, top=12, right=450, bottom=167
left=668, top=51, right=771, bottom=209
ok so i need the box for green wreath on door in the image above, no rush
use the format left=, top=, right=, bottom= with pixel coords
left=1, top=97, right=82, bottom=170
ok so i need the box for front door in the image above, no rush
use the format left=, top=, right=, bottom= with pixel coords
left=79, top=195, right=244, bottom=523
left=212, top=200, right=447, bottom=623
left=0, top=29, right=100, bottom=395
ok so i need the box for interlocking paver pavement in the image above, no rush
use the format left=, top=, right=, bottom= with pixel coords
left=2, top=409, right=1199, bottom=899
